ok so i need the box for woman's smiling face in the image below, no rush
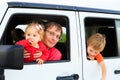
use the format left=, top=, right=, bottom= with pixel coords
left=43, top=26, right=61, bottom=48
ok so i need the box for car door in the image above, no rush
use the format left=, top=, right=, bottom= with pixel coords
left=1, top=3, right=82, bottom=80
left=79, top=11, right=120, bottom=80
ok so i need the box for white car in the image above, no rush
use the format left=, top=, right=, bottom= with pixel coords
left=0, top=1, right=120, bottom=80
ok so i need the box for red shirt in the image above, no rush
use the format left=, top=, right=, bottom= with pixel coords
left=16, top=40, right=49, bottom=62
left=16, top=39, right=62, bottom=62
left=47, top=47, right=62, bottom=61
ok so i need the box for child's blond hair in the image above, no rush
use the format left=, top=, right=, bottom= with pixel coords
left=87, top=33, right=106, bottom=52
left=25, top=22, right=44, bottom=40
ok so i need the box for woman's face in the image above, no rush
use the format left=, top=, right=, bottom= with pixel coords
left=43, top=26, right=61, bottom=48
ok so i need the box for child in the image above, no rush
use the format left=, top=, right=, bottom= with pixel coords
left=16, top=22, right=49, bottom=64
left=87, top=33, right=107, bottom=80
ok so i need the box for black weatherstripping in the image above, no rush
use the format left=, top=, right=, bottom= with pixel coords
left=8, top=2, right=120, bottom=14
left=8, top=2, right=76, bottom=11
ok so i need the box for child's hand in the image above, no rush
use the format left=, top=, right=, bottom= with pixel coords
left=87, top=55, right=95, bottom=60
left=28, top=38, right=34, bottom=45
left=36, top=58, right=44, bottom=64
left=24, top=50, right=31, bottom=58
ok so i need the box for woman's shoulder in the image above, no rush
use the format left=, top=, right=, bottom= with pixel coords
left=50, top=47, right=61, bottom=53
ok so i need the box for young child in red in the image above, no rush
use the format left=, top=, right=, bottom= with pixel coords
left=16, top=22, right=49, bottom=64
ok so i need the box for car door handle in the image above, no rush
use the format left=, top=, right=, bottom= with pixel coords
left=114, top=70, right=120, bottom=74
left=56, top=74, right=79, bottom=80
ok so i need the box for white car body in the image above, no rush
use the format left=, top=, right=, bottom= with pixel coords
left=0, top=0, right=120, bottom=80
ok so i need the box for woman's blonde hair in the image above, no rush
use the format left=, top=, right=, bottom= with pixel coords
left=25, top=22, right=44, bottom=40
left=87, top=33, right=106, bottom=52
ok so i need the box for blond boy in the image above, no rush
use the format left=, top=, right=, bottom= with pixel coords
left=87, top=33, right=107, bottom=80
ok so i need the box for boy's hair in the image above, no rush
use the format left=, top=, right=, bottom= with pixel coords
left=25, top=22, right=44, bottom=40
left=87, top=33, right=106, bottom=52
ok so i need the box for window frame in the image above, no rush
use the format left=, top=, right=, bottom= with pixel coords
left=1, top=13, right=70, bottom=64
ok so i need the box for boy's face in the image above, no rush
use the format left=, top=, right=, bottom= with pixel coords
left=87, top=46, right=99, bottom=56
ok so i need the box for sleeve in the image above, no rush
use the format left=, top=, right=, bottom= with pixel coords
left=38, top=42, right=50, bottom=62
left=16, top=39, right=30, bottom=47
left=39, top=50, right=50, bottom=62
left=95, top=53, right=104, bottom=63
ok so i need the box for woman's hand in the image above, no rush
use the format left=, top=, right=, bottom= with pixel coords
left=24, top=49, right=42, bottom=60
left=34, top=50, right=42, bottom=60
left=24, top=50, right=30, bottom=58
